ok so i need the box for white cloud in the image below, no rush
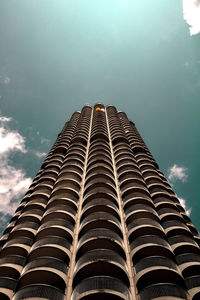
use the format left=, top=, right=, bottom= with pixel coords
left=178, top=197, right=192, bottom=216
left=0, top=113, right=32, bottom=216
left=0, top=127, right=27, bottom=155
left=3, top=76, right=11, bottom=85
left=40, top=137, right=50, bottom=145
left=32, top=150, right=47, bottom=158
left=183, top=0, right=200, bottom=35
left=0, top=115, right=11, bottom=122
left=168, top=164, right=188, bottom=182
left=0, top=165, right=32, bottom=214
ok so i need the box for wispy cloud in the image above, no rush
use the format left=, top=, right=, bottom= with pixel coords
left=0, top=75, right=11, bottom=85
left=0, top=113, right=32, bottom=217
left=40, top=137, right=50, bottom=146
left=178, top=197, right=192, bottom=216
left=3, top=76, right=11, bottom=85
left=168, top=164, right=188, bottom=182
left=32, top=150, right=47, bottom=158
left=183, top=0, right=200, bottom=35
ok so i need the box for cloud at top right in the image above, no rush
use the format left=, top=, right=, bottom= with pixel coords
left=183, top=0, right=200, bottom=35
left=168, top=164, right=188, bottom=183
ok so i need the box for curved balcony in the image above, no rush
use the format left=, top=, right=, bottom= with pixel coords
left=166, top=226, right=193, bottom=239
left=0, top=277, right=17, bottom=299
left=89, top=140, right=110, bottom=153
left=112, top=135, right=128, bottom=146
left=128, top=218, right=163, bottom=234
left=130, top=235, right=169, bottom=251
left=36, top=225, right=73, bottom=243
left=115, top=153, right=135, bottom=164
left=82, top=198, right=118, bottom=211
left=0, top=244, right=29, bottom=258
left=125, top=203, right=156, bottom=215
left=162, top=220, right=189, bottom=231
left=85, top=173, right=115, bottom=188
left=76, top=249, right=126, bottom=270
left=71, top=136, right=87, bottom=146
left=113, top=145, right=131, bottom=155
left=44, top=165, right=60, bottom=173
left=138, top=265, right=183, bottom=290
left=134, top=255, right=178, bottom=273
left=3, top=237, right=33, bottom=249
left=67, top=147, right=85, bottom=158
left=89, top=147, right=111, bottom=159
left=54, top=178, right=80, bottom=192
left=31, top=236, right=71, bottom=252
left=73, top=250, right=129, bottom=288
left=169, top=235, right=198, bottom=247
left=46, top=159, right=63, bottom=168
left=83, top=190, right=118, bottom=208
left=176, top=253, right=200, bottom=266
left=120, top=179, right=147, bottom=194
left=122, top=188, right=150, bottom=202
left=45, top=204, right=77, bottom=217
left=184, top=274, right=200, bottom=291
left=142, top=169, right=160, bottom=179
left=42, top=211, right=75, bottom=225
left=140, top=164, right=156, bottom=173
left=132, top=243, right=175, bottom=265
left=28, top=244, right=70, bottom=263
left=124, top=197, right=154, bottom=213
left=50, top=188, right=79, bottom=203
left=157, top=207, right=180, bottom=217
left=19, top=208, right=44, bottom=219
left=0, top=264, right=21, bottom=281
left=53, top=179, right=80, bottom=195
left=57, top=171, right=82, bottom=183
left=80, top=212, right=121, bottom=235
left=39, top=219, right=74, bottom=233
left=22, top=203, right=45, bottom=213
left=83, top=189, right=117, bottom=206
left=126, top=210, right=159, bottom=226
left=116, top=158, right=138, bottom=169
left=86, top=164, right=114, bottom=178
left=129, top=225, right=166, bottom=243
left=160, top=212, right=185, bottom=224
left=18, top=269, right=66, bottom=292
left=181, top=264, right=200, bottom=281
left=47, top=199, right=77, bottom=214
left=77, top=229, right=125, bottom=260
left=23, top=257, right=68, bottom=275
left=87, top=157, right=113, bottom=171
left=63, top=157, right=84, bottom=168
left=90, top=132, right=109, bottom=142
left=84, top=182, right=117, bottom=198
left=60, top=164, right=83, bottom=176
left=10, top=221, right=39, bottom=234
left=173, top=243, right=200, bottom=256
left=81, top=203, right=120, bottom=222
left=37, top=177, right=55, bottom=187
left=65, top=152, right=85, bottom=162
left=26, top=194, right=49, bottom=206
left=15, top=214, right=41, bottom=226
left=118, top=170, right=143, bottom=182
left=139, top=283, right=187, bottom=300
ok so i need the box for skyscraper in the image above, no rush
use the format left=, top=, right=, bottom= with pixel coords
left=0, top=104, right=200, bottom=300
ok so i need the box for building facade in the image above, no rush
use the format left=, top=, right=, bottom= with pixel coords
left=0, top=104, right=200, bottom=300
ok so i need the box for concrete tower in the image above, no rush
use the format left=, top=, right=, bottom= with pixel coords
left=0, top=104, right=200, bottom=300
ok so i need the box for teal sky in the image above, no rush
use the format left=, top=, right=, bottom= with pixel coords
left=0, top=0, right=200, bottom=234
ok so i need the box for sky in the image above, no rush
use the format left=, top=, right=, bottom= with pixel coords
left=0, top=0, right=200, bottom=235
